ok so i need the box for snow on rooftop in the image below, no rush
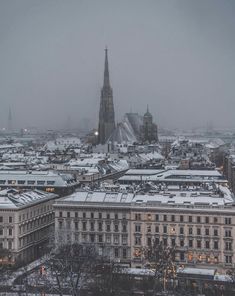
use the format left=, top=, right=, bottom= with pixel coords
left=177, top=267, right=215, bottom=276
left=0, top=143, right=23, bottom=150
left=55, top=186, right=234, bottom=209
left=139, top=151, right=164, bottom=161
left=126, top=169, right=165, bottom=175
left=0, top=170, right=59, bottom=176
left=119, top=268, right=155, bottom=276
left=163, top=169, right=222, bottom=177
left=0, top=170, right=76, bottom=187
left=132, top=191, right=233, bottom=206
left=0, top=196, right=17, bottom=208
left=108, top=159, right=129, bottom=172
left=214, top=274, right=233, bottom=282
left=62, top=191, right=134, bottom=204
left=69, top=158, right=102, bottom=167
left=0, top=189, right=57, bottom=209
left=119, top=169, right=224, bottom=183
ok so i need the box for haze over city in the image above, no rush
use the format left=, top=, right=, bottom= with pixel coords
left=0, top=0, right=235, bottom=130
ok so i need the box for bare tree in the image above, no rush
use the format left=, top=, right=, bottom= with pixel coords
left=92, top=259, right=116, bottom=296
left=143, top=239, right=177, bottom=294
left=91, top=259, right=135, bottom=296
left=40, top=242, right=98, bottom=296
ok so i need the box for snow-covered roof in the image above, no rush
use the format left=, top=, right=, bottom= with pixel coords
left=108, top=159, right=129, bottom=172
left=108, top=120, right=137, bottom=143
left=0, top=143, right=23, bottom=150
left=119, top=169, right=225, bottom=183
left=0, top=162, right=26, bottom=167
left=0, top=195, right=17, bottom=208
left=162, top=169, right=221, bottom=177
left=55, top=185, right=234, bottom=210
left=214, top=274, right=233, bottom=282
left=177, top=267, right=215, bottom=276
left=61, top=191, right=134, bottom=204
left=118, top=268, right=155, bottom=276
left=43, top=137, right=81, bottom=151
left=69, top=158, right=103, bottom=167
left=138, top=152, right=164, bottom=161
left=108, top=113, right=143, bottom=143
left=0, top=189, right=57, bottom=209
left=0, top=170, right=77, bottom=187
left=126, top=169, right=165, bottom=176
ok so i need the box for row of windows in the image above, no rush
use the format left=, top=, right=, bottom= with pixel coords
left=136, top=213, right=232, bottom=224
left=138, top=237, right=221, bottom=250
left=19, top=227, right=49, bottom=248
left=134, top=224, right=230, bottom=237
left=19, top=204, right=52, bottom=222
left=0, top=216, right=13, bottom=223
left=58, top=211, right=233, bottom=225
left=133, top=248, right=221, bottom=265
left=0, top=180, right=55, bottom=185
left=61, top=233, right=128, bottom=245
left=58, top=211, right=233, bottom=226
left=59, top=211, right=127, bottom=220
left=57, top=221, right=232, bottom=237
left=146, top=238, right=232, bottom=252
left=0, top=228, right=13, bottom=236
left=58, top=220, right=127, bottom=232
left=19, top=214, right=53, bottom=234
left=0, top=240, right=13, bottom=250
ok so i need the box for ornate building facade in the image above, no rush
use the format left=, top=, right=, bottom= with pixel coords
left=54, top=187, right=235, bottom=272
left=0, top=189, right=57, bottom=264
left=98, top=48, right=115, bottom=144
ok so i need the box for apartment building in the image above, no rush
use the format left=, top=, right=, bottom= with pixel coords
left=0, top=170, right=78, bottom=196
left=0, top=189, right=58, bottom=264
left=54, top=186, right=235, bottom=272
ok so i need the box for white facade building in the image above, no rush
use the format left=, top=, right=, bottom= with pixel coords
left=0, top=189, right=58, bottom=264
left=54, top=186, right=235, bottom=272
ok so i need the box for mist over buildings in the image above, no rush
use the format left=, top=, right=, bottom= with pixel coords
left=0, top=0, right=235, bottom=131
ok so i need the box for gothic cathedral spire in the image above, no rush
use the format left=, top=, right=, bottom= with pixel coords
left=103, top=47, right=110, bottom=87
left=98, top=48, right=115, bottom=144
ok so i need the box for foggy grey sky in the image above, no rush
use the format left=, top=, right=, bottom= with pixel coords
left=0, top=0, right=235, bottom=130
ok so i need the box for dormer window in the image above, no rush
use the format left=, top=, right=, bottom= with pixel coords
left=47, top=181, right=55, bottom=185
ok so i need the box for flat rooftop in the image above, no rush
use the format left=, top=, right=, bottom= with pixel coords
left=119, top=169, right=226, bottom=183
left=54, top=185, right=234, bottom=210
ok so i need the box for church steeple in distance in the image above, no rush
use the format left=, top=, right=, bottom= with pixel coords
left=103, top=47, right=110, bottom=87
left=98, top=47, right=115, bottom=144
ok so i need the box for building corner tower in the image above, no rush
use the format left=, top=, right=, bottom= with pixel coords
left=98, top=48, right=115, bottom=144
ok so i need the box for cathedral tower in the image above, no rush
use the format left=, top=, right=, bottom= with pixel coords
left=98, top=48, right=115, bottom=144
left=141, top=105, right=158, bottom=143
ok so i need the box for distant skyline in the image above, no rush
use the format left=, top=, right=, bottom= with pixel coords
left=0, top=0, right=235, bottom=130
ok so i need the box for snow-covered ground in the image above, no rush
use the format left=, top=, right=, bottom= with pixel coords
left=0, top=255, right=48, bottom=286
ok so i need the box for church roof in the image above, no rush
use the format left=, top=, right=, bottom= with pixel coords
left=108, top=113, right=143, bottom=143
